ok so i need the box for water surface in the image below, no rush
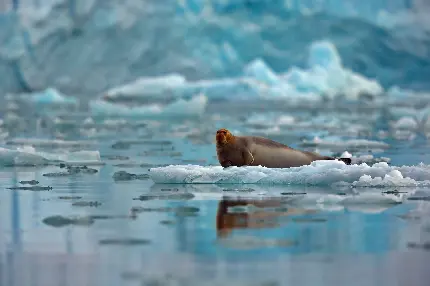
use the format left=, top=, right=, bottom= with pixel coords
left=1, top=98, right=430, bottom=286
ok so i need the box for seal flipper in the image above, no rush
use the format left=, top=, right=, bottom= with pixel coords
left=321, top=155, right=352, bottom=165
left=221, top=160, right=233, bottom=168
left=337, top=158, right=352, bottom=165
left=242, top=149, right=254, bottom=166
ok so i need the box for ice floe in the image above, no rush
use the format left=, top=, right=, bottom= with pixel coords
left=0, top=146, right=101, bottom=167
left=390, top=117, right=418, bottom=130
left=14, top=88, right=78, bottom=105
left=349, top=170, right=430, bottom=188
left=89, top=94, right=208, bottom=118
left=104, top=74, right=187, bottom=100
left=149, top=161, right=430, bottom=187
left=280, top=41, right=383, bottom=101
left=6, top=138, right=95, bottom=149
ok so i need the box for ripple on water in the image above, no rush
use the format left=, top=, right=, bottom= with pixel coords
left=133, top=192, right=196, bottom=201
left=98, top=238, right=151, bottom=246
left=7, top=186, right=52, bottom=191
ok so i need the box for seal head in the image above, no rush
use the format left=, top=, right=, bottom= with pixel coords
left=216, top=128, right=234, bottom=145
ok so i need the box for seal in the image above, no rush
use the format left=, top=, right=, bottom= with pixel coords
left=215, top=128, right=352, bottom=168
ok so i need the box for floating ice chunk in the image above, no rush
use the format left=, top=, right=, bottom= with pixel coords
left=164, top=77, right=321, bottom=102
left=308, top=41, right=342, bottom=69
left=0, top=147, right=49, bottom=167
left=160, top=94, right=207, bottom=117
left=243, top=58, right=279, bottom=85
left=104, top=76, right=262, bottom=101
left=6, top=138, right=95, bottom=148
left=340, top=151, right=353, bottom=158
left=83, top=117, right=95, bottom=125
left=349, top=154, right=391, bottom=165
left=386, top=106, right=430, bottom=133
left=149, top=161, right=430, bottom=186
left=277, top=115, right=295, bottom=126
left=0, top=146, right=101, bottom=167
left=350, top=170, right=430, bottom=188
left=40, top=150, right=101, bottom=165
left=173, top=78, right=262, bottom=100
left=301, top=137, right=390, bottom=150
left=282, top=41, right=384, bottom=100
left=391, top=117, right=418, bottom=130
left=104, top=74, right=187, bottom=99
left=22, top=88, right=78, bottom=105
left=89, top=94, right=208, bottom=118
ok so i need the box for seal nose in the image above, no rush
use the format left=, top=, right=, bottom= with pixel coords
left=216, top=131, right=225, bottom=142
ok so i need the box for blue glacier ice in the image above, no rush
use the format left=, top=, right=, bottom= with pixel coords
left=101, top=41, right=383, bottom=104
left=0, top=0, right=429, bottom=96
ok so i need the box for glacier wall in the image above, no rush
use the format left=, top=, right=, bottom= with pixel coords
left=0, top=0, right=429, bottom=96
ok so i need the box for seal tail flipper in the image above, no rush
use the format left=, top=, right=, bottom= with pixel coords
left=337, top=157, right=352, bottom=165
left=322, top=156, right=352, bottom=165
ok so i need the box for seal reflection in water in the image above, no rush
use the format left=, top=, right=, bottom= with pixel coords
left=215, top=128, right=351, bottom=168
left=216, top=198, right=316, bottom=238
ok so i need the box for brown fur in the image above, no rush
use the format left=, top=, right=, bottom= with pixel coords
left=215, top=128, right=351, bottom=168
